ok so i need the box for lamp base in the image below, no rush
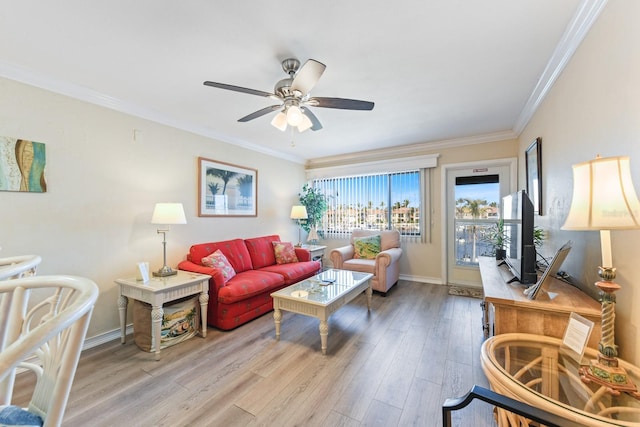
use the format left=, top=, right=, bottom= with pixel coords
left=153, top=266, right=177, bottom=277
left=580, top=354, right=640, bottom=398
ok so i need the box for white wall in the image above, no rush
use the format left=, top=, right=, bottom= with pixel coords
left=519, top=0, right=640, bottom=365
left=0, top=77, right=306, bottom=339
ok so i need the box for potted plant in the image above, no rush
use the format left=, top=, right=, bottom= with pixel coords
left=533, top=226, right=545, bottom=249
left=484, top=219, right=508, bottom=260
left=298, top=184, right=328, bottom=242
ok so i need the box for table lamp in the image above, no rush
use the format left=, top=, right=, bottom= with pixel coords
left=290, top=205, right=308, bottom=247
left=151, top=203, right=187, bottom=277
left=562, top=155, right=640, bottom=396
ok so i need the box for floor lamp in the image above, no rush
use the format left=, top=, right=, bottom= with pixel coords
left=151, top=202, right=187, bottom=277
left=562, top=155, right=640, bottom=396
left=290, top=205, right=308, bottom=247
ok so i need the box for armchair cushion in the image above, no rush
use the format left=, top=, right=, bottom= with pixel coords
left=353, top=235, right=381, bottom=259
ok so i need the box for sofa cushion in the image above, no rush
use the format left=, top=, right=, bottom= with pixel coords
left=353, top=235, right=381, bottom=259
left=188, top=239, right=253, bottom=273
left=201, top=250, right=236, bottom=283
left=217, top=270, right=284, bottom=304
left=259, top=260, right=321, bottom=285
left=244, top=235, right=280, bottom=269
left=272, top=241, right=299, bottom=264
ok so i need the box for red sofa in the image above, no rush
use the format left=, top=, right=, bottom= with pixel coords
left=177, top=235, right=321, bottom=330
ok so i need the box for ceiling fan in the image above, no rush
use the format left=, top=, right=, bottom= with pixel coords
left=203, top=58, right=374, bottom=133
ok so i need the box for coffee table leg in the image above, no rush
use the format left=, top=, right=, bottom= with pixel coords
left=366, top=284, right=373, bottom=311
left=273, top=307, right=282, bottom=340
left=319, top=320, right=329, bottom=355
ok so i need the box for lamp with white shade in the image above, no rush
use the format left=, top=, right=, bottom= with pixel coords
left=290, top=205, right=308, bottom=247
left=562, top=155, right=640, bottom=395
left=151, top=203, right=187, bottom=277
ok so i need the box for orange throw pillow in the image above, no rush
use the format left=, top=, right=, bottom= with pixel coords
left=272, top=241, right=299, bottom=264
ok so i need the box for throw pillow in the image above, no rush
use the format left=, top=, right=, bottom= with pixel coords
left=272, top=241, right=299, bottom=264
left=201, top=250, right=236, bottom=283
left=0, top=405, right=43, bottom=427
left=353, top=235, right=381, bottom=259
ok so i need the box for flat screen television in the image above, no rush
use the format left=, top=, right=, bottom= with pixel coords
left=502, top=190, right=537, bottom=284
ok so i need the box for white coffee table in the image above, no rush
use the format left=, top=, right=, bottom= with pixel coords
left=271, top=269, right=373, bottom=355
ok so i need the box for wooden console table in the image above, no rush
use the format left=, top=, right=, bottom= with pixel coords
left=479, top=256, right=601, bottom=348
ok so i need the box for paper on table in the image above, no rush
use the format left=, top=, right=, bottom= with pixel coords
left=561, top=312, right=594, bottom=363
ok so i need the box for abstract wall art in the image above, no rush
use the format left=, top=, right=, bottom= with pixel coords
left=0, top=136, right=47, bottom=193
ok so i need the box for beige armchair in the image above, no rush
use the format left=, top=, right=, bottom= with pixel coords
left=330, top=229, right=402, bottom=295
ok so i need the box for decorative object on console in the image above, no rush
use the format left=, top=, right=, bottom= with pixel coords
left=562, top=155, right=640, bottom=397
left=307, top=227, right=320, bottom=244
left=290, top=205, right=308, bottom=247
left=151, top=202, right=187, bottom=277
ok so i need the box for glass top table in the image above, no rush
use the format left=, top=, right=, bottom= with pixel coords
left=481, top=333, right=640, bottom=426
left=271, top=269, right=373, bottom=355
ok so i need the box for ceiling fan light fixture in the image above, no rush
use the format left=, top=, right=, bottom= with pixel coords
left=286, top=105, right=303, bottom=126
left=271, top=111, right=288, bottom=131
left=297, top=113, right=313, bottom=132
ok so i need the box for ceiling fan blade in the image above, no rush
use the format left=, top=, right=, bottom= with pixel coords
left=309, top=97, right=374, bottom=110
left=204, top=81, right=274, bottom=98
left=238, top=105, right=281, bottom=122
left=291, top=59, right=326, bottom=95
left=300, top=107, right=323, bottom=131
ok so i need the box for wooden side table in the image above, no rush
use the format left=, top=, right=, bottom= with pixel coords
left=116, top=270, right=210, bottom=360
left=301, top=244, right=326, bottom=267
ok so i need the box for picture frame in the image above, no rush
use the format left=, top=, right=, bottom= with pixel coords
left=525, top=137, right=542, bottom=215
left=198, top=157, right=257, bottom=217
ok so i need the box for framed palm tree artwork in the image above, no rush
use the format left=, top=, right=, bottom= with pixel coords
left=198, top=157, right=257, bottom=217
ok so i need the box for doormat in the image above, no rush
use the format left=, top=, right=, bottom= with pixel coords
left=448, top=286, right=483, bottom=299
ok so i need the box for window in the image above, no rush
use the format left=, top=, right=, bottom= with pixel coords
left=312, top=170, right=423, bottom=238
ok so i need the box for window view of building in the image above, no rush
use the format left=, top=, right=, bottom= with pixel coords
left=313, top=171, right=421, bottom=236
left=454, top=176, right=501, bottom=266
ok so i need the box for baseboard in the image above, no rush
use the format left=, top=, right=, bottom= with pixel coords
left=398, top=274, right=444, bottom=285
left=83, top=324, right=133, bottom=351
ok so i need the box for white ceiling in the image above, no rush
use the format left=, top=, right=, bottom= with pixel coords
left=0, top=1, right=605, bottom=164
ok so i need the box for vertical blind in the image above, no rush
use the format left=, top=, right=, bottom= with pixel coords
left=312, top=169, right=427, bottom=242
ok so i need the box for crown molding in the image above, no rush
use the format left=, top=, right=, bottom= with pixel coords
left=0, top=60, right=305, bottom=164
left=513, top=0, right=608, bottom=135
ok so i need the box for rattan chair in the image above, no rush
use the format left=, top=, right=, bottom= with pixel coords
left=0, top=275, right=98, bottom=426
left=0, top=255, right=42, bottom=280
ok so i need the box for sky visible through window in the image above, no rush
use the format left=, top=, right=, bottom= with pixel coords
left=456, top=182, right=500, bottom=207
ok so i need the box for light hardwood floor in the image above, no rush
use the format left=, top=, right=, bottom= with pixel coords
left=16, top=280, right=496, bottom=426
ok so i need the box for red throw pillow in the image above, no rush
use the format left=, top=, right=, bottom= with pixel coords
left=201, top=250, right=236, bottom=283
left=272, top=241, right=299, bottom=264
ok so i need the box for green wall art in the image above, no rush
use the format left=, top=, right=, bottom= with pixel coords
left=0, top=136, right=47, bottom=192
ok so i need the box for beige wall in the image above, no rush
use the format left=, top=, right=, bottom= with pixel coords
left=519, top=0, right=640, bottom=365
left=0, top=77, right=306, bottom=340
